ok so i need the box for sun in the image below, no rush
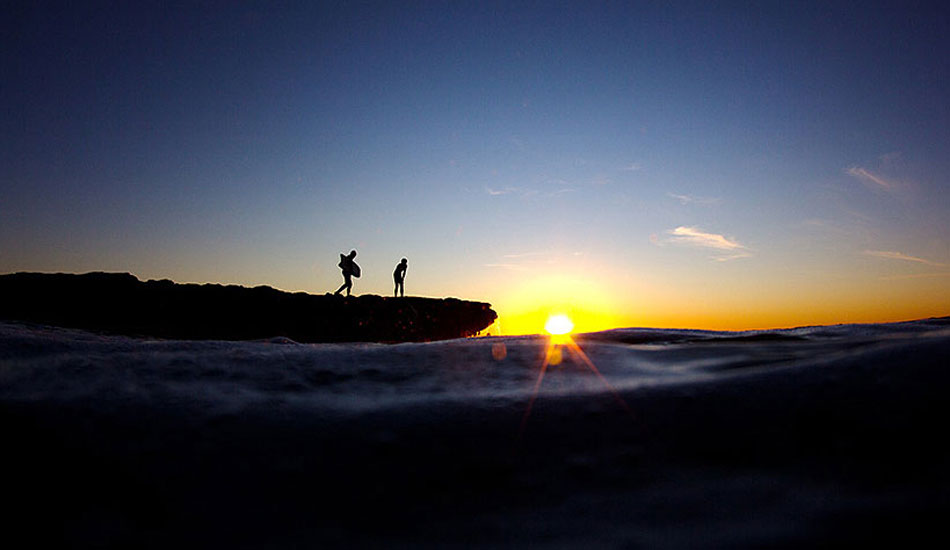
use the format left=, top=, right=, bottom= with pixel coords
left=544, top=314, right=574, bottom=336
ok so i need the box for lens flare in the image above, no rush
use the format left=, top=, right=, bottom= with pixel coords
left=520, top=314, right=635, bottom=438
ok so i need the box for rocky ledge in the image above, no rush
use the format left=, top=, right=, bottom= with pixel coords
left=0, top=272, right=497, bottom=343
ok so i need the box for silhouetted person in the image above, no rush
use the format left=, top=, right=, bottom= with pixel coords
left=393, top=258, right=408, bottom=297
left=335, top=250, right=360, bottom=296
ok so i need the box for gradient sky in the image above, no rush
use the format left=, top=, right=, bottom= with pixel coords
left=3, top=1, right=949, bottom=334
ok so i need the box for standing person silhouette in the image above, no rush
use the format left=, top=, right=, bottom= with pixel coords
left=334, top=250, right=359, bottom=296
left=393, top=258, right=408, bottom=297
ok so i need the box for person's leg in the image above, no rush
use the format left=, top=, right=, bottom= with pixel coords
left=336, top=273, right=349, bottom=295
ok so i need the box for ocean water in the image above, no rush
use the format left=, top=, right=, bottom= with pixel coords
left=3, top=318, right=949, bottom=548
left=2, top=317, right=948, bottom=413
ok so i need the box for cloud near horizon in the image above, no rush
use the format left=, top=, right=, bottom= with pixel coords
left=665, top=226, right=752, bottom=260
left=865, top=250, right=946, bottom=267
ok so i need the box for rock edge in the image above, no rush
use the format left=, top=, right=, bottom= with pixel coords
left=0, top=272, right=497, bottom=343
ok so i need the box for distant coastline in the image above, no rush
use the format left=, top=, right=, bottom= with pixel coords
left=0, top=272, right=497, bottom=343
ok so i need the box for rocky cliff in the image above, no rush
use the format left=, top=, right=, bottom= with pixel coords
left=0, top=272, right=497, bottom=343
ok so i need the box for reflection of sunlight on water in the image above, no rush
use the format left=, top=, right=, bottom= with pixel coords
left=520, top=314, right=634, bottom=437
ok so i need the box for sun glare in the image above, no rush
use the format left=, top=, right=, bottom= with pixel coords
left=544, top=314, right=574, bottom=335
left=490, top=272, right=638, bottom=335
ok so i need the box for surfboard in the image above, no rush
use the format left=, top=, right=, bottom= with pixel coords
left=339, top=254, right=360, bottom=278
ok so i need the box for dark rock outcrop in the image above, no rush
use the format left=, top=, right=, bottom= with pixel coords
left=0, top=272, right=497, bottom=343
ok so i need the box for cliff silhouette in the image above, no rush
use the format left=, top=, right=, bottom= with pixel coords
left=0, top=272, right=497, bottom=343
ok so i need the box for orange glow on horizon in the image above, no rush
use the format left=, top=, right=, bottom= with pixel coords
left=496, top=308, right=630, bottom=336
left=489, top=272, right=636, bottom=336
left=481, top=263, right=950, bottom=336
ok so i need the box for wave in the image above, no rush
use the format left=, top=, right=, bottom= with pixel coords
left=2, top=317, right=948, bottom=414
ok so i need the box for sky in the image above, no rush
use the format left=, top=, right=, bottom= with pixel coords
left=3, top=1, right=949, bottom=334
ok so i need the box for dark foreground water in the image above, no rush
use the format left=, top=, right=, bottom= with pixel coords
left=2, top=318, right=949, bottom=548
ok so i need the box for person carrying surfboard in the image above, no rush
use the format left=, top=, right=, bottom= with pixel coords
left=393, top=257, right=408, bottom=297
left=334, top=250, right=360, bottom=296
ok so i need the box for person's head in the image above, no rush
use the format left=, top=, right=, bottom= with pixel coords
left=349, top=250, right=357, bottom=258
left=401, top=258, right=407, bottom=265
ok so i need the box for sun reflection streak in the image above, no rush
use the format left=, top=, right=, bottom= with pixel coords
left=519, top=337, right=557, bottom=436
left=562, top=337, right=634, bottom=417
left=519, top=320, right=635, bottom=437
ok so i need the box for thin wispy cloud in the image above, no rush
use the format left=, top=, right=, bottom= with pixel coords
left=668, top=193, right=722, bottom=206
left=664, top=226, right=752, bottom=261
left=622, top=162, right=642, bottom=172
left=711, top=253, right=752, bottom=262
left=846, top=166, right=896, bottom=190
left=488, top=181, right=577, bottom=198
left=865, top=250, right=946, bottom=267
left=484, top=263, right=529, bottom=271
left=502, top=252, right=548, bottom=259
left=880, top=272, right=950, bottom=281
left=879, top=151, right=902, bottom=165
left=668, top=226, right=745, bottom=250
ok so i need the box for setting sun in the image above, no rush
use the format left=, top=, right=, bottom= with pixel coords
left=544, top=314, right=574, bottom=335
left=489, top=272, right=639, bottom=336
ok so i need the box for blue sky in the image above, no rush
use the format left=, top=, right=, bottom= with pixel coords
left=3, top=1, right=948, bottom=332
